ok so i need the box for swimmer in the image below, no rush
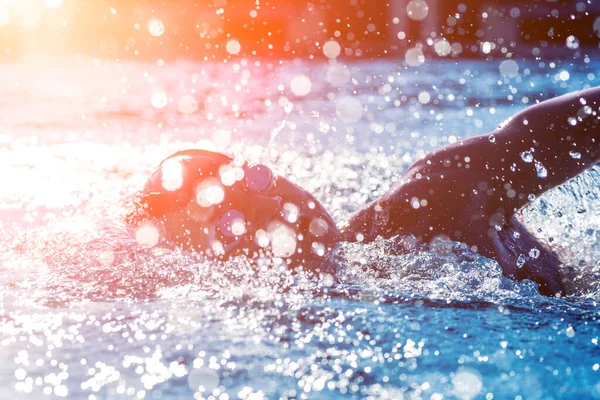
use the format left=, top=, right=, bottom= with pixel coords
left=128, top=86, right=600, bottom=297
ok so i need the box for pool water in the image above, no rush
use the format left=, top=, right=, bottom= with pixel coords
left=1, top=56, right=600, bottom=399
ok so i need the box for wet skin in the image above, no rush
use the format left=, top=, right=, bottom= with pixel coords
left=130, top=86, right=600, bottom=296
left=343, top=85, right=600, bottom=296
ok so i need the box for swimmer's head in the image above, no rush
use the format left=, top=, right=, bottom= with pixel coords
left=128, top=149, right=340, bottom=265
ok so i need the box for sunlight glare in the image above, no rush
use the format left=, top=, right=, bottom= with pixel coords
left=0, top=7, right=9, bottom=26
left=44, top=0, right=62, bottom=8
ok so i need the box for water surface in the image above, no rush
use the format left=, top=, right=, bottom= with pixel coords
left=1, top=56, right=600, bottom=399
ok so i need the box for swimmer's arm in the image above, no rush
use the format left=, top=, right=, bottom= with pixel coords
left=483, top=85, right=600, bottom=213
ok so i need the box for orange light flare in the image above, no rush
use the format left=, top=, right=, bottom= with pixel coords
left=0, top=0, right=70, bottom=56
left=0, top=0, right=332, bottom=61
left=0, top=0, right=332, bottom=133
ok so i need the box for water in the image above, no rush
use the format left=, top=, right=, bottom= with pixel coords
left=1, top=56, right=600, bottom=399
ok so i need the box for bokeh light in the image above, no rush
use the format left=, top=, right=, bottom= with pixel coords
left=178, top=95, right=198, bottom=114
left=135, top=224, right=160, bottom=248
left=322, top=40, right=341, bottom=59
left=161, top=159, right=184, bottom=191
left=336, top=96, right=363, bottom=123
left=151, top=91, right=168, bottom=109
left=326, top=64, right=351, bottom=87
left=499, top=59, right=519, bottom=78
left=148, top=19, right=165, bottom=37
left=226, top=39, right=241, bottom=55
left=196, top=178, right=225, bottom=207
left=290, top=75, right=312, bottom=97
left=405, top=47, right=425, bottom=67
left=407, top=0, right=429, bottom=21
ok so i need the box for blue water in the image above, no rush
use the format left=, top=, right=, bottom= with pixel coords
left=1, top=56, right=600, bottom=399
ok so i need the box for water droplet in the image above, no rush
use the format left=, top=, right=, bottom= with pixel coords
left=309, top=218, right=329, bottom=237
left=97, top=251, right=115, bottom=266
left=268, top=222, right=297, bottom=258
left=520, top=151, right=533, bottom=163
left=204, top=185, right=225, bottom=205
left=405, top=47, right=425, bottom=67
left=566, top=35, right=579, bottom=50
left=283, top=203, right=299, bottom=223
left=410, top=197, right=421, bottom=209
left=217, top=209, right=246, bottom=237
left=481, top=41, right=492, bottom=54
left=529, top=248, right=540, bottom=259
left=569, top=151, right=581, bottom=159
left=452, top=369, right=483, bottom=399
left=568, top=117, right=577, bottom=126
left=148, top=19, right=165, bottom=37
left=535, top=160, right=547, bottom=178
left=528, top=194, right=536, bottom=201
left=336, top=97, right=363, bottom=123
left=178, top=95, right=198, bottom=114
left=327, top=64, right=351, bottom=87
left=406, top=0, right=429, bottom=21
left=195, top=178, right=225, bottom=207
left=434, top=38, right=451, bottom=56
left=565, top=326, right=576, bottom=338
left=512, top=231, right=521, bottom=239
left=311, top=241, right=326, bottom=256
left=594, top=17, right=600, bottom=38
left=226, top=39, right=241, bottom=55
left=499, top=59, right=519, bottom=78
left=516, top=254, right=526, bottom=268
left=151, top=91, right=168, bottom=109
left=418, top=92, right=431, bottom=104
left=321, top=274, right=334, bottom=287
left=161, top=159, right=184, bottom=191
left=255, top=229, right=270, bottom=247
left=290, top=75, right=312, bottom=97
left=322, top=40, right=341, bottom=59
left=488, top=134, right=496, bottom=143
left=136, top=224, right=160, bottom=248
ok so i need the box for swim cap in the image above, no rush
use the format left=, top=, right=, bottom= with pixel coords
left=128, top=149, right=341, bottom=264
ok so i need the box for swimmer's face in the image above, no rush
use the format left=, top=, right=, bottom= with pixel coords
left=131, top=150, right=340, bottom=263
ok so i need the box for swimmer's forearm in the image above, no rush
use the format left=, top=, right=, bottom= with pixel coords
left=501, top=85, right=600, bottom=164
left=488, top=86, right=600, bottom=208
